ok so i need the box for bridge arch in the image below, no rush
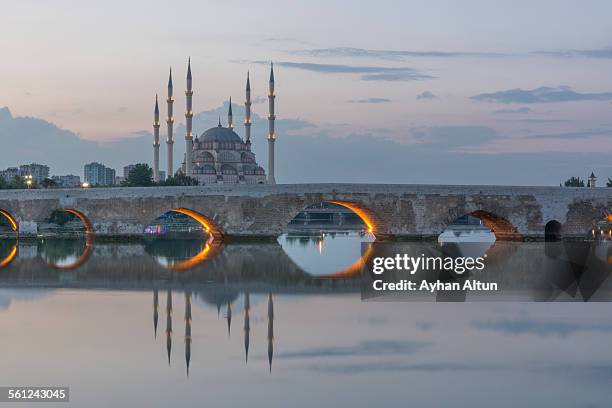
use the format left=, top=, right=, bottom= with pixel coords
left=283, top=200, right=384, bottom=238
left=545, top=220, right=563, bottom=241
left=0, top=209, right=18, bottom=233
left=63, top=208, right=93, bottom=234
left=441, top=210, right=521, bottom=241
left=40, top=208, right=93, bottom=235
left=145, top=208, right=224, bottom=241
left=171, top=208, right=224, bottom=240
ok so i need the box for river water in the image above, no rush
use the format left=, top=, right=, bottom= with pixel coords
left=0, top=233, right=611, bottom=407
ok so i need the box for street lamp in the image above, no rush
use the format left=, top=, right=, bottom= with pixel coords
left=81, top=182, right=90, bottom=188
left=25, top=175, right=33, bottom=189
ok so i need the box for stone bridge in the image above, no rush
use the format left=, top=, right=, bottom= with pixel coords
left=0, top=184, right=610, bottom=240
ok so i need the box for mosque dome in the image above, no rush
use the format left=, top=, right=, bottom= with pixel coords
left=200, top=124, right=243, bottom=143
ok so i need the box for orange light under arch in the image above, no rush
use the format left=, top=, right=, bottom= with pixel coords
left=62, top=208, right=93, bottom=234
left=167, top=237, right=222, bottom=271
left=0, top=209, right=18, bottom=232
left=170, top=208, right=223, bottom=240
left=328, top=200, right=375, bottom=234
left=0, top=244, right=17, bottom=269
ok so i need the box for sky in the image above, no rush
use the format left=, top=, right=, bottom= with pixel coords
left=1, top=0, right=612, bottom=184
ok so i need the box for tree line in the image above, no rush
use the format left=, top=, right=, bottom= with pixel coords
left=563, top=176, right=612, bottom=188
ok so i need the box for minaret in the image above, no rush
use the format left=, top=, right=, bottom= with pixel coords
left=166, top=290, right=173, bottom=365
left=166, top=68, right=174, bottom=177
left=153, top=289, right=159, bottom=338
left=153, top=96, right=160, bottom=182
left=244, top=72, right=252, bottom=148
left=588, top=172, right=597, bottom=188
left=244, top=292, right=250, bottom=363
left=227, top=97, right=233, bottom=129
left=184, top=291, right=192, bottom=376
left=267, top=292, right=274, bottom=373
left=185, top=58, right=194, bottom=177
left=267, top=63, right=276, bottom=184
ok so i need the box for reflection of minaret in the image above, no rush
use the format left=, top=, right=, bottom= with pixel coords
left=166, top=290, right=173, bottom=365
left=185, top=291, right=192, bottom=376
left=153, top=289, right=159, bottom=338
left=244, top=292, right=250, bottom=363
left=267, top=292, right=274, bottom=373
left=226, top=301, right=232, bottom=336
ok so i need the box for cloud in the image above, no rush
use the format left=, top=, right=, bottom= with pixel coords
left=526, top=128, right=612, bottom=140
left=292, top=47, right=505, bottom=60
left=417, top=91, right=437, bottom=100
left=536, top=48, right=612, bottom=59
left=347, top=98, right=391, bottom=104
left=275, top=340, right=430, bottom=359
left=472, top=86, right=612, bottom=104
left=412, top=126, right=502, bottom=147
left=251, top=96, right=267, bottom=104
left=1, top=105, right=610, bottom=185
left=305, top=361, right=502, bottom=374
left=252, top=61, right=435, bottom=81
left=493, top=107, right=533, bottom=114
left=472, top=318, right=612, bottom=337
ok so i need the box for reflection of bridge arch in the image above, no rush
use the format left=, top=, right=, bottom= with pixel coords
left=317, top=242, right=375, bottom=280
left=0, top=209, right=18, bottom=233
left=0, top=242, right=18, bottom=269
left=167, top=238, right=222, bottom=271
left=170, top=208, right=224, bottom=241
left=45, top=235, right=94, bottom=270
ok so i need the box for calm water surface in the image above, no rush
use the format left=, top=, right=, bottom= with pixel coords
left=0, top=234, right=611, bottom=407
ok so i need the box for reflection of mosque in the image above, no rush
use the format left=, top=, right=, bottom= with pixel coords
left=154, top=289, right=274, bottom=375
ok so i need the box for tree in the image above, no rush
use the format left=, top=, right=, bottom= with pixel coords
left=161, top=174, right=200, bottom=186
left=41, top=178, right=58, bottom=189
left=122, top=163, right=154, bottom=187
left=607, top=177, right=612, bottom=187
left=564, top=176, right=585, bottom=187
left=9, top=175, right=29, bottom=189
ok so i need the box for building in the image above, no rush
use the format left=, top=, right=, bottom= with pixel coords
left=18, top=163, right=50, bottom=183
left=84, top=162, right=116, bottom=186
left=123, top=164, right=137, bottom=179
left=151, top=60, right=275, bottom=186
left=52, top=174, right=81, bottom=188
left=0, top=167, right=19, bottom=183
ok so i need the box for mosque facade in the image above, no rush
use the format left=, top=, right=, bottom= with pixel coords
left=152, top=60, right=276, bottom=185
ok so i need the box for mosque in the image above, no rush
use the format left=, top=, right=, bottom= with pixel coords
left=152, top=59, right=276, bottom=185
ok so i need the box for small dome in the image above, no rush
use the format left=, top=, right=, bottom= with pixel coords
left=200, top=124, right=242, bottom=143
